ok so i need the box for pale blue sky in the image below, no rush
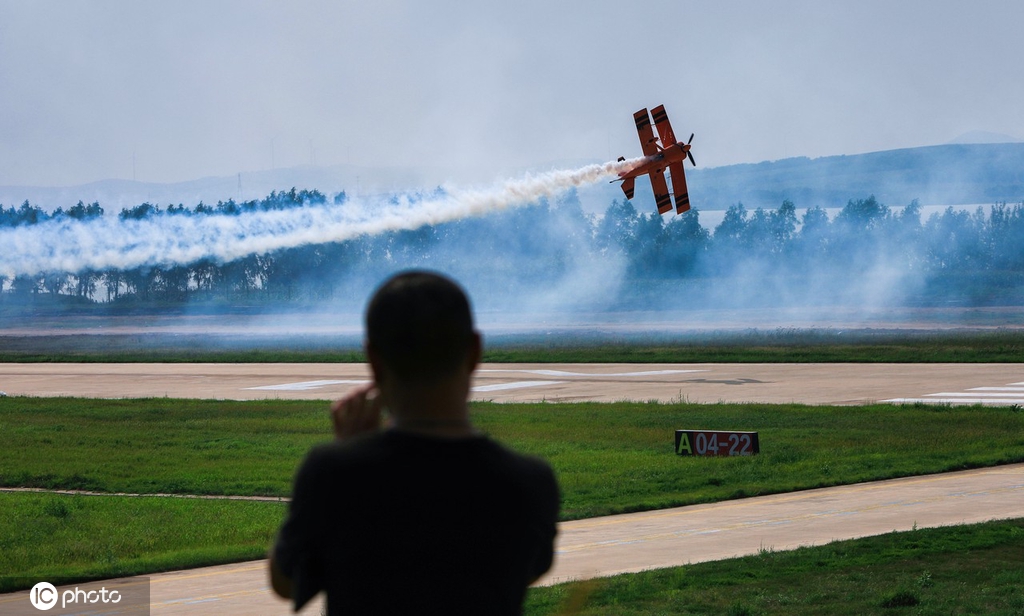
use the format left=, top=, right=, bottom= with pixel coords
left=1, top=0, right=1022, bottom=187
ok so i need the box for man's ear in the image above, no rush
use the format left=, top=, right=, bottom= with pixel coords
left=365, top=343, right=386, bottom=385
left=466, top=331, right=482, bottom=372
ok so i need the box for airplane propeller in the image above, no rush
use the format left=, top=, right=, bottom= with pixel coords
left=687, top=133, right=696, bottom=166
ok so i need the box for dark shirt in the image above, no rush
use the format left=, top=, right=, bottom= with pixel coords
left=274, top=429, right=560, bottom=615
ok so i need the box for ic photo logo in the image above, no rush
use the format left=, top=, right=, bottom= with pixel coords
left=28, top=581, right=122, bottom=611
left=29, top=582, right=57, bottom=610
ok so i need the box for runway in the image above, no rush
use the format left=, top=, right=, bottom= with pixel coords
left=4, top=362, right=1024, bottom=405
left=2, top=362, right=1023, bottom=614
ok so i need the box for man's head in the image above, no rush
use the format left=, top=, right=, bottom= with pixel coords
left=365, top=270, right=478, bottom=386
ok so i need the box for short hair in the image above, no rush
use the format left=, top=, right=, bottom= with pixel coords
left=365, top=270, right=476, bottom=383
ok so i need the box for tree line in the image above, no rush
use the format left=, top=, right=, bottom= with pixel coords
left=2, top=187, right=1023, bottom=311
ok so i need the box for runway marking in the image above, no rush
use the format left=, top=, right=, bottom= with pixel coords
left=933, top=391, right=1024, bottom=397
left=478, top=369, right=705, bottom=377
left=245, top=379, right=368, bottom=391
left=472, top=380, right=565, bottom=392
left=888, top=397, right=1024, bottom=405
left=249, top=380, right=572, bottom=393
left=243, top=370, right=702, bottom=394
left=884, top=379, right=1024, bottom=406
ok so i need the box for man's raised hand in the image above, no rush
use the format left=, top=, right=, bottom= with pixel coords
left=330, top=383, right=384, bottom=440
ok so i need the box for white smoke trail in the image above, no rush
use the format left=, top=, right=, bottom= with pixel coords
left=0, top=159, right=639, bottom=277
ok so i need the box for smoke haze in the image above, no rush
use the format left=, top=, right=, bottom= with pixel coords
left=3, top=157, right=1023, bottom=338
left=0, top=159, right=636, bottom=278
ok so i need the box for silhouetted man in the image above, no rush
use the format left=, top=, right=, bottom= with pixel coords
left=270, top=270, right=560, bottom=615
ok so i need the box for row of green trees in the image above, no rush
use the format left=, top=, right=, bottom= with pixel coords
left=2, top=188, right=1023, bottom=311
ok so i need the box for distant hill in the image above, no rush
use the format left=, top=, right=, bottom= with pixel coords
left=3, top=143, right=1023, bottom=213
left=686, top=143, right=1024, bottom=210
left=947, top=130, right=1021, bottom=145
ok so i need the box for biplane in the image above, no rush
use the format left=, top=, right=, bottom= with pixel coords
left=614, top=105, right=695, bottom=215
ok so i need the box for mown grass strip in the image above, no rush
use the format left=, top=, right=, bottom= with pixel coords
left=484, top=329, right=1024, bottom=363
left=3, top=329, right=1024, bottom=362
left=525, top=519, right=1024, bottom=615
left=3, top=397, right=1024, bottom=520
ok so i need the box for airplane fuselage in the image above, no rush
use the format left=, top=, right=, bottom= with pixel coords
left=618, top=142, right=692, bottom=180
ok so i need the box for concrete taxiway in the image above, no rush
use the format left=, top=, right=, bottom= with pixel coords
left=1, top=362, right=1022, bottom=614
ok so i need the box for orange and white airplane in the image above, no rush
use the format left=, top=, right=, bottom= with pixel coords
left=614, top=105, right=695, bottom=215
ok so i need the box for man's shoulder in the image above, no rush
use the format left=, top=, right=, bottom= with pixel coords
left=392, top=430, right=553, bottom=476
left=305, top=430, right=392, bottom=458
left=476, top=436, right=554, bottom=474
left=301, top=430, right=555, bottom=487
left=467, top=437, right=559, bottom=501
left=298, top=431, right=395, bottom=474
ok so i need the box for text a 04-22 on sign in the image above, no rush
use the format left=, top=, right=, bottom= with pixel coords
left=675, top=430, right=759, bottom=456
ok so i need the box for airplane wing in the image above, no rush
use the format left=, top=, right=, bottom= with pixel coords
left=651, top=105, right=677, bottom=148
left=633, top=109, right=660, bottom=156
left=668, top=161, right=690, bottom=214
left=650, top=168, right=672, bottom=214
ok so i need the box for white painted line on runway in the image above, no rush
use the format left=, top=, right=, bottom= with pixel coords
left=473, top=380, right=564, bottom=392
left=244, top=370, right=705, bottom=394
left=885, top=397, right=1024, bottom=405
left=884, top=379, right=1024, bottom=406
left=246, top=379, right=369, bottom=391
left=929, top=392, right=1024, bottom=398
left=478, top=369, right=706, bottom=377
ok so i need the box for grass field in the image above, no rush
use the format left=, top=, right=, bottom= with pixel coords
left=0, top=492, right=284, bottom=589
left=3, top=397, right=1024, bottom=517
left=2, top=395, right=1024, bottom=599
